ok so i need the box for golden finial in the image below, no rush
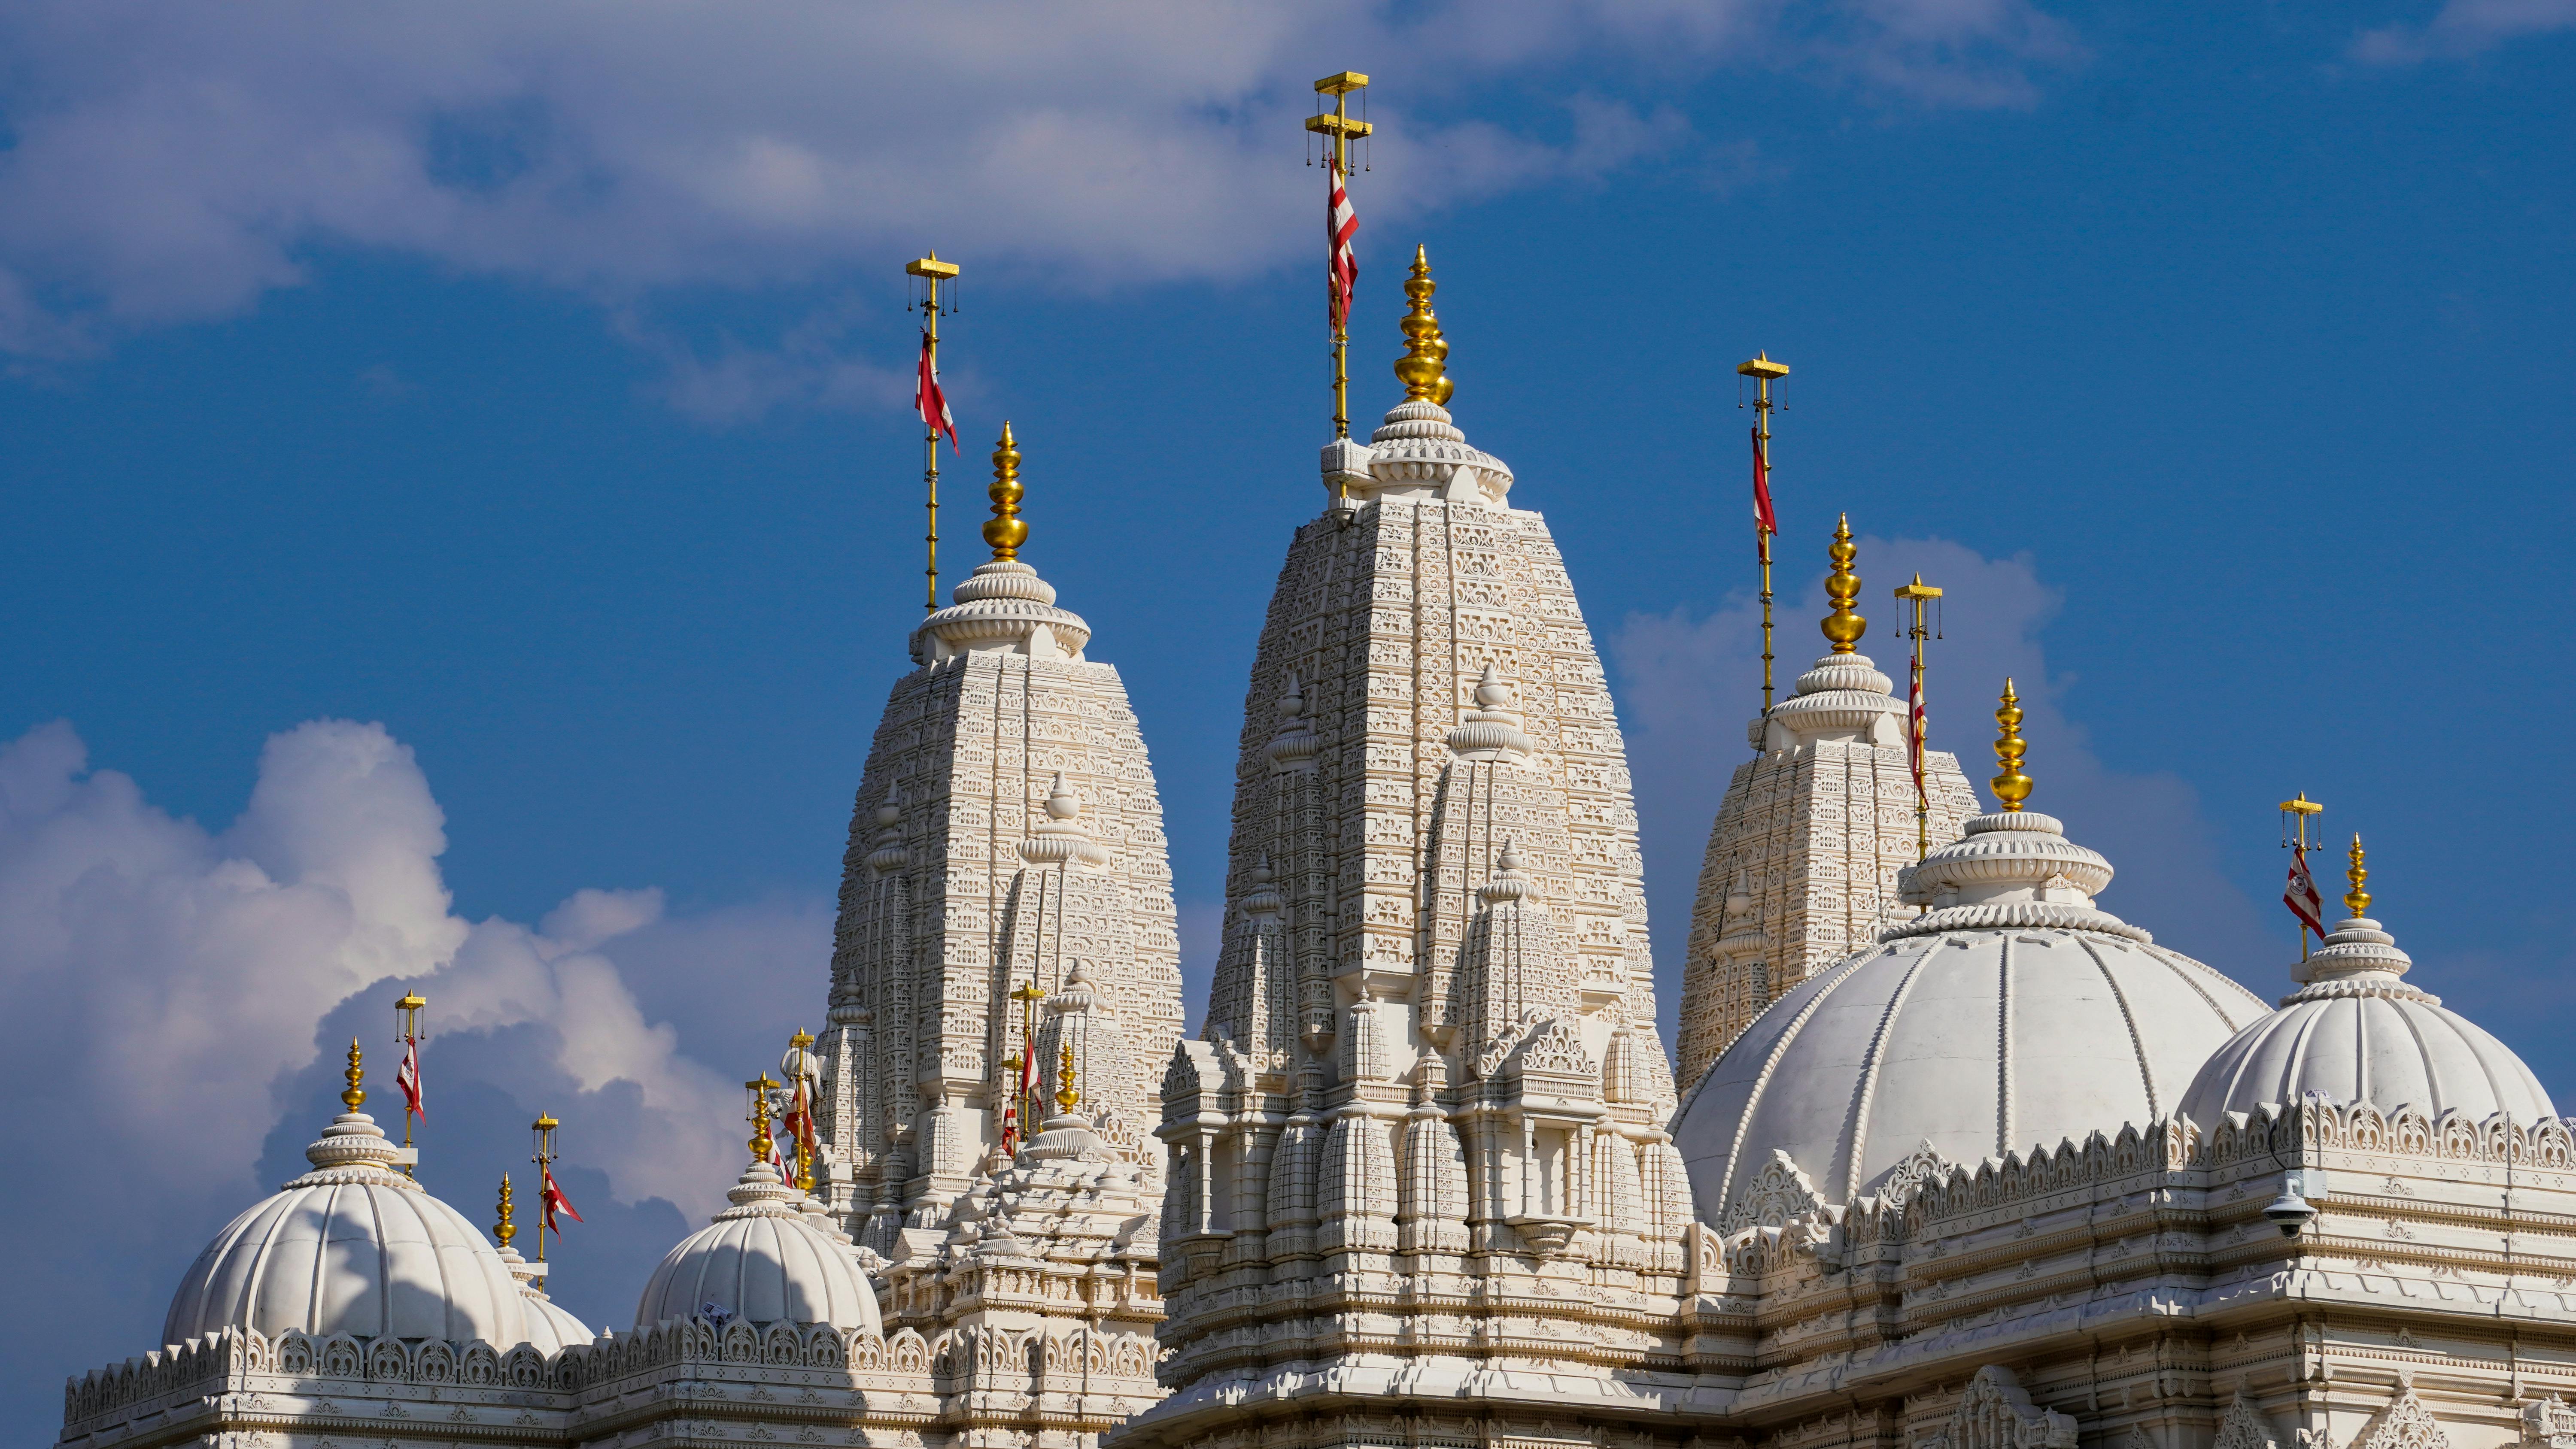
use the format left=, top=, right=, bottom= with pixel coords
left=341, top=1038, right=366, bottom=1110
left=1054, top=1042, right=1079, bottom=1113
left=2344, top=834, right=2370, bottom=917
left=1990, top=679, right=2032, bottom=811
left=495, top=1173, right=517, bottom=1247
left=1821, top=514, right=1866, bottom=653
left=982, top=422, right=1026, bottom=561
left=1393, top=245, right=1454, bottom=406
left=744, top=1073, right=779, bottom=1162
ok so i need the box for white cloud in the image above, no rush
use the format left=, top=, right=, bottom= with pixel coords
left=0, top=718, right=823, bottom=1408
left=2352, top=0, right=2576, bottom=62
left=0, top=0, right=2081, bottom=371
left=1611, top=535, right=2276, bottom=1030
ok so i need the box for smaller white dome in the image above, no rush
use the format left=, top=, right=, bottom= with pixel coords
left=495, top=1244, right=592, bottom=1353
left=1674, top=809, right=2267, bottom=1225
left=636, top=1161, right=879, bottom=1331
left=2180, top=906, right=2554, bottom=1126
left=164, top=1106, right=528, bottom=1349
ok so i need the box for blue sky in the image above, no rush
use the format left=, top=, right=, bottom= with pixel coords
left=3, top=0, right=2573, bottom=1427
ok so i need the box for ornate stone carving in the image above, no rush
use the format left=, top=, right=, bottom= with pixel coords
left=1920, top=1366, right=2079, bottom=1449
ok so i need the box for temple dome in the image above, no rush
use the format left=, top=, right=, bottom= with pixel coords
left=2178, top=901, right=2553, bottom=1126
left=1674, top=809, right=2267, bottom=1226
left=496, top=1244, right=592, bottom=1353
left=636, top=1160, right=879, bottom=1331
left=163, top=1103, right=529, bottom=1348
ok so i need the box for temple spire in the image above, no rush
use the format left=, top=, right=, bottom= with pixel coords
left=1394, top=246, right=1453, bottom=405
left=984, top=422, right=1026, bottom=561
left=1990, top=679, right=2032, bottom=811
left=2345, top=834, right=2371, bottom=916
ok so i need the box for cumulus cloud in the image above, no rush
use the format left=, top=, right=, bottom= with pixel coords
left=0, top=718, right=828, bottom=1422
left=0, top=0, right=2080, bottom=371
left=2351, top=0, right=2576, bottom=62
left=1611, top=536, right=2275, bottom=1030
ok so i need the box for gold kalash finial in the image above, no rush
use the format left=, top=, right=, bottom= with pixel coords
left=1054, top=1042, right=1080, bottom=1113
left=1990, top=679, right=2032, bottom=811
left=744, top=1073, right=780, bottom=1163
left=984, top=422, right=1025, bottom=561
left=494, top=1174, right=517, bottom=1247
left=340, top=1038, right=365, bottom=1110
left=2344, top=834, right=2371, bottom=917
left=1394, top=246, right=1455, bottom=406
left=1820, top=514, right=1865, bottom=653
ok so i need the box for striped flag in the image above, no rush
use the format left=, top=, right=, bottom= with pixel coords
left=541, top=1163, right=582, bottom=1235
left=914, top=329, right=958, bottom=453
left=1326, top=157, right=1358, bottom=331
left=1751, top=427, right=1778, bottom=535
left=2284, top=845, right=2326, bottom=935
left=396, top=1035, right=424, bottom=1123
left=1907, top=667, right=1928, bottom=800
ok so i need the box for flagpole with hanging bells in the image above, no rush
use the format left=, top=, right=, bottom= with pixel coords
left=780, top=1030, right=819, bottom=1193
left=1893, top=573, right=1943, bottom=861
left=2281, top=793, right=2325, bottom=960
left=1308, top=72, right=1370, bottom=524
left=530, top=1112, right=560, bottom=1261
left=908, top=254, right=960, bottom=613
left=1008, top=976, right=1046, bottom=1152
left=393, top=991, right=426, bottom=1176
left=1307, top=73, right=1370, bottom=445
left=1738, top=353, right=1789, bottom=721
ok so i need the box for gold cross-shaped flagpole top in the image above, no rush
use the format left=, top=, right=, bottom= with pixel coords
left=1737, top=352, right=1790, bottom=381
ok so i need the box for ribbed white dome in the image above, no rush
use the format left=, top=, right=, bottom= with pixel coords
left=164, top=1108, right=529, bottom=1349
left=2179, top=907, right=2554, bottom=1126
left=495, top=1244, right=592, bottom=1353
left=636, top=1161, right=878, bottom=1331
left=1675, top=810, right=2268, bottom=1226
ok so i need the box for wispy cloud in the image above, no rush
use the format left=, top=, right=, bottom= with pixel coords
left=0, top=718, right=829, bottom=1413
left=0, top=0, right=2082, bottom=373
left=2352, top=0, right=2576, bottom=62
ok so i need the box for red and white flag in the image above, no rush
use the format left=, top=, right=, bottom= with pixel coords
left=783, top=1077, right=819, bottom=1165
left=2284, top=845, right=2326, bottom=936
left=1325, top=157, right=1358, bottom=331
left=1751, top=427, right=1779, bottom=536
left=914, top=329, right=959, bottom=453
left=396, top=1035, right=424, bottom=1124
left=541, top=1163, right=583, bottom=1235
left=1907, top=667, right=1928, bottom=800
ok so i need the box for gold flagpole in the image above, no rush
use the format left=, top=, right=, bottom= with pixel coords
left=907, top=254, right=960, bottom=613
left=1893, top=573, right=1943, bottom=860
left=1308, top=72, right=1371, bottom=452
left=529, top=1113, right=559, bottom=1262
left=1010, top=977, right=1046, bottom=1139
left=2280, top=792, right=2324, bottom=960
left=393, top=991, right=425, bottom=1176
left=1738, top=352, right=1789, bottom=716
